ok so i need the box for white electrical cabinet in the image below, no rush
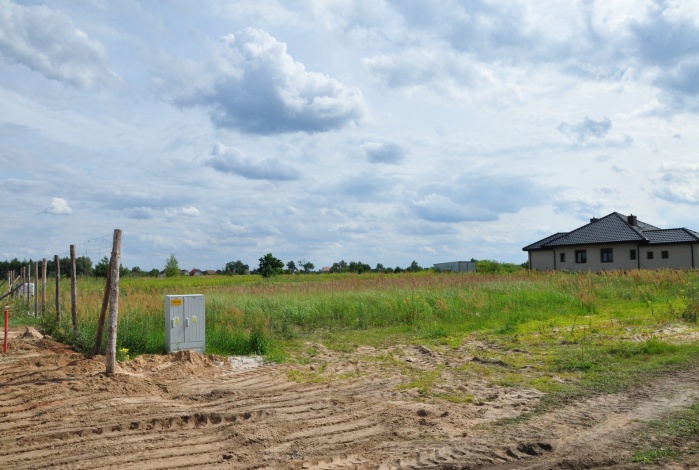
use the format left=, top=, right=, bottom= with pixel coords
left=164, top=294, right=206, bottom=353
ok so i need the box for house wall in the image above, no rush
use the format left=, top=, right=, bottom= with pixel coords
left=638, top=244, right=696, bottom=269
left=529, top=250, right=556, bottom=271
left=531, top=243, right=699, bottom=271
left=554, top=243, right=640, bottom=272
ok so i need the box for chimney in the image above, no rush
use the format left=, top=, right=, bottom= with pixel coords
left=627, top=214, right=637, bottom=226
left=590, top=217, right=599, bottom=223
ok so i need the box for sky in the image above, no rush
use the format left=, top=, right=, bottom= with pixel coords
left=2, top=0, right=699, bottom=272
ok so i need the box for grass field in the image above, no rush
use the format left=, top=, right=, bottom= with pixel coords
left=8, top=269, right=699, bottom=396
left=6, top=268, right=699, bottom=465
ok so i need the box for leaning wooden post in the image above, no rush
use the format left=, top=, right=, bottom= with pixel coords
left=41, top=258, right=47, bottom=317
left=94, top=260, right=112, bottom=356
left=54, top=255, right=60, bottom=322
left=34, top=262, right=39, bottom=317
left=70, top=245, right=78, bottom=342
left=105, top=229, right=122, bottom=376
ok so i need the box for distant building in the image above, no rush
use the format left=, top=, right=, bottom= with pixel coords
left=433, top=261, right=476, bottom=273
left=523, top=212, right=699, bottom=271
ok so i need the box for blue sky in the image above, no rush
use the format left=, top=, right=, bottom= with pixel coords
left=2, top=0, right=699, bottom=271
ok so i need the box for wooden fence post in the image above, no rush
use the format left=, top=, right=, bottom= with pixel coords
left=54, top=255, right=60, bottom=322
left=34, top=262, right=39, bottom=317
left=93, top=265, right=111, bottom=356
left=105, top=229, right=122, bottom=376
left=42, top=258, right=47, bottom=317
left=70, top=245, right=78, bottom=342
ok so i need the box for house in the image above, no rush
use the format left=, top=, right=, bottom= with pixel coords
left=188, top=269, right=202, bottom=276
left=523, top=212, right=699, bottom=271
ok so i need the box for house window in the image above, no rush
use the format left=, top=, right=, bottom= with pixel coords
left=575, top=249, right=587, bottom=264
left=630, top=249, right=637, bottom=260
left=560, top=253, right=566, bottom=263
left=661, top=250, right=669, bottom=259
left=647, top=251, right=654, bottom=260
left=601, top=248, right=613, bottom=263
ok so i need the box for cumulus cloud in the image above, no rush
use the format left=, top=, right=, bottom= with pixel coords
left=0, top=0, right=120, bottom=88
left=558, top=117, right=612, bottom=142
left=655, top=59, right=699, bottom=111
left=410, top=194, right=497, bottom=223
left=553, top=196, right=606, bottom=219
left=361, top=141, right=405, bottom=164
left=206, top=143, right=300, bottom=180
left=181, top=28, right=365, bottom=135
left=409, top=174, right=547, bottom=223
left=44, top=197, right=72, bottom=215
left=123, top=206, right=200, bottom=220
left=653, top=161, right=699, bottom=205
left=181, top=206, right=200, bottom=217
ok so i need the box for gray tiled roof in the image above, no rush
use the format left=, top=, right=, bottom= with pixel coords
left=645, top=229, right=699, bottom=244
left=524, top=212, right=699, bottom=251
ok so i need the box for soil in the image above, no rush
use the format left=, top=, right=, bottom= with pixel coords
left=1, top=327, right=698, bottom=469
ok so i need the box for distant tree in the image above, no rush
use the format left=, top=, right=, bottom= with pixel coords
left=406, top=260, right=422, bottom=273
left=258, top=253, right=284, bottom=278
left=225, top=260, right=249, bottom=275
left=94, top=257, right=110, bottom=277
left=299, top=260, right=315, bottom=273
left=286, top=260, right=297, bottom=274
left=394, top=266, right=404, bottom=273
left=164, top=254, right=180, bottom=277
left=131, top=266, right=142, bottom=274
left=74, top=256, right=93, bottom=277
left=348, top=261, right=371, bottom=273
left=330, top=260, right=348, bottom=273
left=93, top=256, right=128, bottom=277
left=375, top=263, right=385, bottom=273
left=148, top=268, right=160, bottom=277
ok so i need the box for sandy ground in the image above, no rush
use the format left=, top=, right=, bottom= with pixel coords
left=1, top=327, right=698, bottom=469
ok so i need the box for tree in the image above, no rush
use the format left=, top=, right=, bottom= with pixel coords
left=299, top=260, right=315, bottom=273
left=148, top=268, right=160, bottom=277
left=330, top=260, right=348, bottom=273
left=258, top=253, right=284, bottom=278
left=406, top=260, right=422, bottom=273
left=286, top=260, right=297, bottom=274
left=93, top=256, right=128, bottom=277
left=225, top=260, right=249, bottom=275
left=348, top=261, right=371, bottom=274
left=164, top=254, right=180, bottom=277
left=94, top=257, right=110, bottom=277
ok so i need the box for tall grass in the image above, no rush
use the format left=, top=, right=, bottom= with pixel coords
left=11, top=269, right=699, bottom=359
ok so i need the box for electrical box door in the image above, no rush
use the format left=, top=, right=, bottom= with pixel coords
left=165, top=294, right=205, bottom=353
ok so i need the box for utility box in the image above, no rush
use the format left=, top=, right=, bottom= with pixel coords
left=164, top=294, right=206, bottom=353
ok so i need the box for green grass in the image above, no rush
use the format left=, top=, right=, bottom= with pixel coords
left=5, top=270, right=699, bottom=405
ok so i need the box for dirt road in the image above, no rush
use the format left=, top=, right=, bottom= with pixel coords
left=1, top=328, right=697, bottom=469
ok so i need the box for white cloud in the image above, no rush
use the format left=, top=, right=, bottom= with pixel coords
left=44, top=197, right=72, bottom=215
left=181, top=206, right=200, bottom=217
left=206, top=143, right=300, bottom=180
left=179, top=28, right=366, bottom=135
left=0, top=0, right=120, bottom=88
left=654, top=162, right=699, bottom=205
left=361, top=141, right=405, bottom=164
left=558, top=117, right=612, bottom=141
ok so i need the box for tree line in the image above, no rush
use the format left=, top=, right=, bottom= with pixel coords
left=1, top=253, right=526, bottom=281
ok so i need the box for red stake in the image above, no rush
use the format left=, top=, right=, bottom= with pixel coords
left=3, top=308, right=8, bottom=354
